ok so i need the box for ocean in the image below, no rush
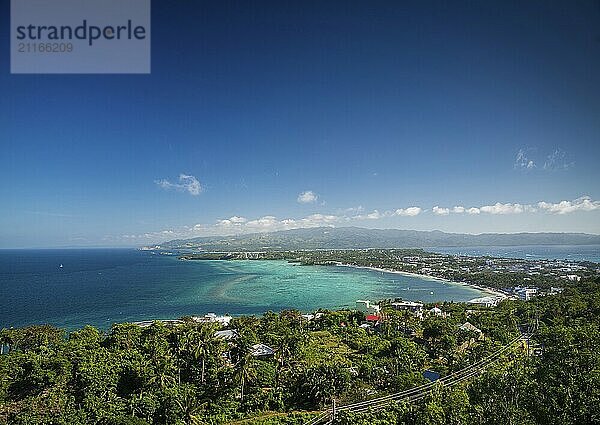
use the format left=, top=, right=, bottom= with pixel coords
left=429, top=244, right=600, bottom=262
left=0, top=249, right=487, bottom=330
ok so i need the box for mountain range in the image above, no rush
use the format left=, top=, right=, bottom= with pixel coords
left=154, top=227, right=600, bottom=251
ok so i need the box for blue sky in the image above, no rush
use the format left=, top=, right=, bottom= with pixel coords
left=1, top=0, right=599, bottom=248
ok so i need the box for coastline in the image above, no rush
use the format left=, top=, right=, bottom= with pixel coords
left=334, top=263, right=508, bottom=300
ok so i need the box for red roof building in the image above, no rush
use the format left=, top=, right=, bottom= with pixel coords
left=365, top=314, right=381, bottom=322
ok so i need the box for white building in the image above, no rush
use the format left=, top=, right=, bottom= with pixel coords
left=459, top=322, right=483, bottom=336
left=192, top=313, right=233, bottom=325
left=214, top=329, right=238, bottom=340
left=467, top=296, right=502, bottom=308
left=391, top=300, right=424, bottom=318
left=251, top=343, right=276, bottom=357
left=514, top=287, right=538, bottom=301
left=428, top=307, right=443, bottom=317
left=391, top=300, right=423, bottom=312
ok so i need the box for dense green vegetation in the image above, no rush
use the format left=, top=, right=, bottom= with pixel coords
left=1, top=277, right=599, bottom=424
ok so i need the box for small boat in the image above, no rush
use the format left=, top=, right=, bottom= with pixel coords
left=59, top=264, right=63, bottom=268
left=430, top=291, right=434, bottom=295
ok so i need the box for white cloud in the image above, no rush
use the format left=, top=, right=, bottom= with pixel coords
left=300, top=213, right=339, bottom=226
left=344, top=206, right=364, bottom=214
left=121, top=229, right=176, bottom=240
left=156, top=174, right=203, bottom=196
left=297, top=190, right=318, bottom=204
left=451, top=206, right=481, bottom=215
left=514, top=149, right=536, bottom=170
left=394, top=206, right=422, bottom=217
left=514, top=148, right=577, bottom=172
left=353, top=210, right=388, bottom=220
left=432, top=206, right=450, bottom=216
left=436, top=203, right=533, bottom=216
left=366, top=210, right=384, bottom=219
left=479, top=202, right=533, bottom=215
left=229, top=216, right=247, bottom=224
left=543, top=149, right=574, bottom=171
left=118, top=196, right=599, bottom=244
left=538, top=196, right=600, bottom=214
left=216, top=216, right=248, bottom=228
left=245, top=215, right=280, bottom=230
left=438, top=197, right=599, bottom=217
left=243, top=213, right=340, bottom=232
left=350, top=205, right=423, bottom=220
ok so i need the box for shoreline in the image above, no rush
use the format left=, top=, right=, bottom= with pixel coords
left=334, top=263, right=508, bottom=300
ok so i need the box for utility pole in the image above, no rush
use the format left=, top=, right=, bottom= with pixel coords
left=332, top=398, right=336, bottom=422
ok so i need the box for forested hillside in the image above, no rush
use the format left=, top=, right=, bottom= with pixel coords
left=157, top=227, right=600, bottom=251
left=1, top=278, right=599, bottom=424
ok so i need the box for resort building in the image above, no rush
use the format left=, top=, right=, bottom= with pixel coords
left=192, top=313, right=233, bottom=325
left=391, top=300, right=424, bottom=318
left=513, top=286, right=538, bottom=301
left=251, top=343, right=276, bottom=357
left=132, top=319, right=184, bottom=328
left=468, top=296, right=502, bottom=308
left=214, top=329, right=239, bottom=341
left=428, top=307, right=449, bottom=318
left=391, top=300, right=424, bottom=313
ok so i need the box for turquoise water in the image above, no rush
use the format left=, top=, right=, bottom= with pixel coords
left=0, top=249, right=486, bottom=330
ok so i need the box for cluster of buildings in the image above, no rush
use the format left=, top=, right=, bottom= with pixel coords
left=397, top=253, right=593, bottom=286
left=357, top=299, right=451, bottom=324
left=503, top=285, right=564, bottom=301
left=132, top=313, right=278, bottom=359
left=133, top=313, right=235, bottom=328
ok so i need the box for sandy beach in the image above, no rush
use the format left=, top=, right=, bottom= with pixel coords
left=335, top=263, right=508, bottom=300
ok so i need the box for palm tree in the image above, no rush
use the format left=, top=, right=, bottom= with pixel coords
left=194, top=325, right=215, bottom=384
left=181, top=324, right=223, bottom=385
left=232, top=339, right=257, bottom=402
left=148, top=353, right=177, bottom=388
left=175, top=385, right=206, bottom=425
